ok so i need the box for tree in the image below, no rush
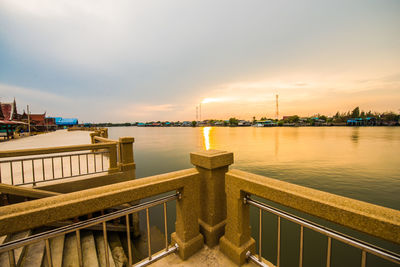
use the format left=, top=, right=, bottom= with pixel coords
left=229, top=117, right=239, bottom=126
left=351, top=107, right=360, bottom=118
left=191, top=121, right=197, bottom=127
left=252, top=116, right=256, bottom=123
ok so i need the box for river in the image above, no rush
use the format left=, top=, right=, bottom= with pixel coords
left=109, top=126, right=400, bottom=266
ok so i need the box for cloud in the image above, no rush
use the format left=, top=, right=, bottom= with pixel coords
left=0, top=83, right=71, bottom=104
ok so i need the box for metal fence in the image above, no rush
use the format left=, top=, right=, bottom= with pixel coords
left=0, top=193, right=179, bottom=267
left=0, top=151, right=109, bottom=186
left=244, top=196, right=400, bottom=267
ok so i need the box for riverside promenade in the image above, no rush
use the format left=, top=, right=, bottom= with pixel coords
left=0, top=130, right=91, bottom=150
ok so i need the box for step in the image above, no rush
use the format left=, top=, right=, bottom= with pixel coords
left=81, top=231, right=99, bottom=267
left=20, top=240, right=45, bottom=267
left=0, top=230, right=32, bottom=266
left=62, top=233, right=79, bottom=267
left=94, top=232, right=116, bottom=267
left=108, top=233, right=128, bottom=267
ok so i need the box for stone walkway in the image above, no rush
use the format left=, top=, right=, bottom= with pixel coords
left=0, top=130, right=91, bottom=150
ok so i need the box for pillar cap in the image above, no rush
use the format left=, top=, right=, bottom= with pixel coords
left=119, top=137, right=135, bottom=143
left=190, top=150, right=233, bottom=169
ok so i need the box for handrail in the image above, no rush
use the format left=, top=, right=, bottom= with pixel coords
left=0, top=193, right=180, bottom=267
left=0, top=168, right=199, bottom=236
left=227, top=169, right=400, bottom=244
left=220, top=168, right=400, bottom=266
left=0, top=193, right=178, bottom=253
left=0, top=183, right=59, bottom=199
left=245, top=196, right=400, bottom=265
left=93, top=136, right=116, bottom=143
left=0, top=142, right=117, bottom=158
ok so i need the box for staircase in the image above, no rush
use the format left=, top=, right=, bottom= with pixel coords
left=0, top=225, right=166, bottom=267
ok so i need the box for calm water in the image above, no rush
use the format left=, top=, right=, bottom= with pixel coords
left=110, top=126, right=400, bottom=209
left=109, top=126, right=400, bottom=266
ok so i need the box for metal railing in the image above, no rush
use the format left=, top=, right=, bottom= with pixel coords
left=0, top=193, right=179, bottom=267
left=244, top=196, right=400, bottom=267
left=0, top=151, right=110, bottom=186
left=0, top=142, right=117, bottom=186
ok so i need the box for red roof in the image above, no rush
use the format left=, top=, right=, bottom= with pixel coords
left=1, top=103, right=12, bottom=120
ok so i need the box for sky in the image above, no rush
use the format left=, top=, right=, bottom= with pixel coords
left=0, top=0, right=399, bottom=122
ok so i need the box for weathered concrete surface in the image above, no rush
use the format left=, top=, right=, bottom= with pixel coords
left=151, top=245, right=259, bottom=267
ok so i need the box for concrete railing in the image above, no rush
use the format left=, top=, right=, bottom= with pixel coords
left=0, top=168, right=204, bottom=260
left=0, top=148, right=399, bottom=266
left=0, top=142, right=119, bottom=186
left=219, top=169, right=400, bottom=266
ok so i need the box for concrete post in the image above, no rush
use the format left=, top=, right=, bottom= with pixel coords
left=118, top=137, right=136, bottom=179
left=190, top=150, right=233, bottom=247
left=219, top=174, right=255, bottom=265
left=108, top=144, right=119, bottom=174
left=171, top=174, right=204, bottom=260
left=89, top=132, right=97, bottom=144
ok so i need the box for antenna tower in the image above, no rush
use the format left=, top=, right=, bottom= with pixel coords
left=275, top=94, right=279, bottom=120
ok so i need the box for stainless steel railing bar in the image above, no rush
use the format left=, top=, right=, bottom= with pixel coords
left=0, top=194, right=178, bottom=253
left=45, top=239, right=53, bottom=267
left=8, top=249, right=15, bottom=267
left=86, top=154, right=89, bottom=174
left=69, top=155, right=73, bottom=177
left=10, top=162, right=13, bottom=185
left=361, top=250, right=366, bottom=267
left=32, top=160, right=35, bottom=185
left=277, top=216, right=281, bottom=267
left=326, top=237, right=331, bottom=267
left=11, top=171, right=109, bottom=186
left=94, top=154, right=97, bottom=173
left=0, top=151, right=109, bottom=164
left=103, top=222, right=110, bottom=267
left=21, top=160, right=25, bottom=184
left=258, top=208, right=262, bottom=262
left=126, top=214, right=133, bottom=266
left=245, top=197, right=400, bottom=264
left=78, top=155, right=81, bottom=175
left=146, top=208, right=152, bottom=260
left=41, top=158, right=45, bottom=180
left=135, top=244, right=178, bottom=267
left=246, top=251, right=271, bottom=267
left=163, top=202, right=168, bottom=252
left=299, top=225, right=303, bottom=267
left=61, top=157, right=64, bottom=178
left=76, top=230, right=83, bottom=267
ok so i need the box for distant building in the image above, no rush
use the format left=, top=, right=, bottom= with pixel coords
left=52, top=117, right=79, bottom=127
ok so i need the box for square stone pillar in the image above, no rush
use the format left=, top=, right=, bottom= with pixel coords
left=219, top=173, right=255, bottom=265
left=190, top=150, right=233, bottom=247
left=118, top=137, right=136, bottom=179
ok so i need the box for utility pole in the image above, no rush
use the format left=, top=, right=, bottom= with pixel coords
left=199, top=103, right=202, bottom=122
left=27, top=105, right=31, bottom=135
left=275, top=94, right=279, bottom=120
left=196, top=106, right=199, bottom=121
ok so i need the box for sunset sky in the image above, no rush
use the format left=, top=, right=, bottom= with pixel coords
left=0, top=0, right=399, bottom=122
